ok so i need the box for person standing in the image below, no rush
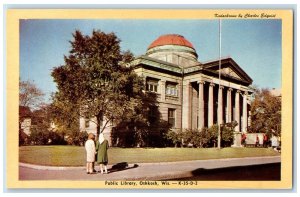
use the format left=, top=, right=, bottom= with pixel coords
left=256, top=135, right=259, bottom=147
left=96, top=133, right=109, bottom=174
left=241, top=133, right=247, bottom=146
left=263, top=134, right=268, bottom=148
left=271, top=135, right=279, bottom=151
left=85, top=133, right=96, bottom=174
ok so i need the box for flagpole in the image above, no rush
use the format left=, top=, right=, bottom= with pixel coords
left=217, top=19, right=222, bottom=149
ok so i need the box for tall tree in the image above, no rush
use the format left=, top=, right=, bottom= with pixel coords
left=51, top=30, right=144, bottom=136
left=249, top=88, right=281, bottom=137
left=19, top=79, right=45, bottom=110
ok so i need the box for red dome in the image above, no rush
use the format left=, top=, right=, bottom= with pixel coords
left=148, top=34, right=195, bottom=50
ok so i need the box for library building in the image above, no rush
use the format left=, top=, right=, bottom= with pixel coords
left=81, top=34, right=253, bottom=147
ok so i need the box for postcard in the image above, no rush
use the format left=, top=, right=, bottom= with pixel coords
left=6, top=8, right=293, bottom=189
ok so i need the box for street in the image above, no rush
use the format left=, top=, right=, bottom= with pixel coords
left=19, top=156, right=281, bottom=181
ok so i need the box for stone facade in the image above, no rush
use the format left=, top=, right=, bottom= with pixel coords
left=133, top=34, right=253, bottom=147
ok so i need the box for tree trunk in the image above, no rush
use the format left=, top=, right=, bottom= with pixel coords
left=96, top=114, right=101, bottom=137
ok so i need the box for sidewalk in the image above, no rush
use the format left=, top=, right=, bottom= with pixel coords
left=19, top=156, right=281, bottom=181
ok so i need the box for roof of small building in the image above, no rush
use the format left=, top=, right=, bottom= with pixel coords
left=148, top=34, right=195, bottom=49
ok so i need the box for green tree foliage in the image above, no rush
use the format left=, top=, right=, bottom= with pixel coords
left=51, top=30, right=144, bottom=136
left=47, top=98, right=83, bottom=144
left=248, top=88, right=281, bottom=137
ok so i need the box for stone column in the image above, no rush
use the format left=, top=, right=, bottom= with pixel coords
left=242, top=91, right=248, bottom=132
left=208, top=83, right=215, bottom=127
left=234, top=90, right=241, bottom=132
left=217, top=85, right=224, bottom=125
left=182, top=80, right=191, bottom=129
left=226, top=88, right=232, bottom=123
left=160, top=80, right=166, bottom=102
left=198, top=81, right=205, bottom=129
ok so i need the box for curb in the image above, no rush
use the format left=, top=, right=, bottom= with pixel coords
left=138, top=156, right=281, bottom=166
left=19, top=162, right=85, bottom=171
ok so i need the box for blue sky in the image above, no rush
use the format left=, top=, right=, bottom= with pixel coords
left=20, top=19, right=282, bottom=102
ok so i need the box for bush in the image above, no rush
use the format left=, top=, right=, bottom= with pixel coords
left=182, top=129, right=199, bottom=147
left=180, top=128, right=211, bottom=148
left=207, top=124, right=234, bottom=147
left=165, top=123, right=235, bottom=148
left=65, top=131, right=88, bottom=146
left=28, top=126, right=50, bottom=145
left=28, top=126, right=67, bottom=145
left=166, top=129, right=210, bottom=148
left=165, top=130, right=184, bottom=147
left=19, top=129, right=29, bottom=146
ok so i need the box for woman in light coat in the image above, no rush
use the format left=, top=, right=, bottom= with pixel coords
left=85, top=133, right=96, bottom=174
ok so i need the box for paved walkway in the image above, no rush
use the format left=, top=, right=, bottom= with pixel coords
left=19, top=156, right=281, bottom=181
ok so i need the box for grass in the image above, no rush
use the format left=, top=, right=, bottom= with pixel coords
left=19, top=146, right=281, bottom=167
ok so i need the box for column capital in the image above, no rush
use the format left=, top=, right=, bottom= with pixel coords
left=243, top=91, right=248, bottom=96
left=209, top=82, right=215, bottom=87
left=228, top=87, right=233, bottom=91
left=236, top=89, right=241, bottom=93
left=198, top=80, right=206, bottom=84
left=218, top=85, right=224, bottom=90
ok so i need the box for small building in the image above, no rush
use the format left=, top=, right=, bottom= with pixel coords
left=19, top=106, right=32, bottom=136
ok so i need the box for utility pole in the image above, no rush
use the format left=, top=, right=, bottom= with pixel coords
left=217, top=19, right=222, bottom=149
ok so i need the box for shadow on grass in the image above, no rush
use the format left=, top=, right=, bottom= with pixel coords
left=108, top=162, right=139, bottom=174
left=167, top=163, right=281, bottom=181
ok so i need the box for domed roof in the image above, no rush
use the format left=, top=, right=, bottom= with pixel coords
left=148, top=34, right=195, bottom=49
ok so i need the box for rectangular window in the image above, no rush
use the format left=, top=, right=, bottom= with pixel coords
left=146, top=78, right=159, bottom=93
left=166, top=83, right=178, bottom=97
left=168, top=108, right=176, bottom=128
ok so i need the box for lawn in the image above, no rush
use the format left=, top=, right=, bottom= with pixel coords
left=19, top=146, right=280, bottom=166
